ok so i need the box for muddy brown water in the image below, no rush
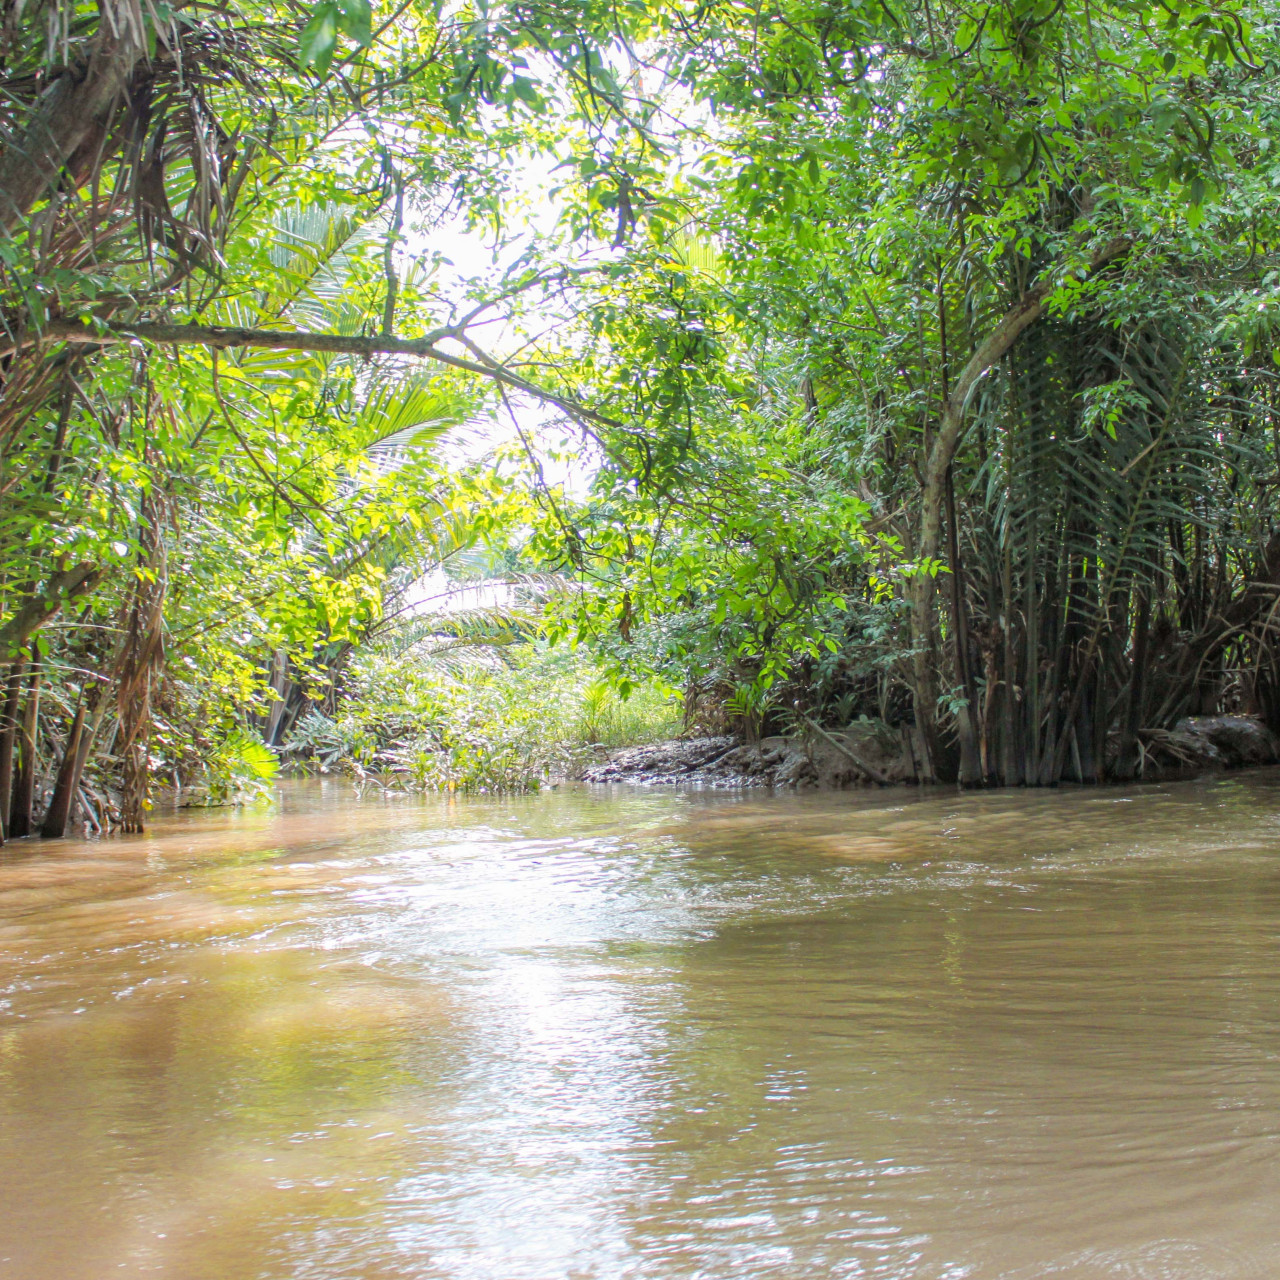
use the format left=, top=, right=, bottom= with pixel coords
left=3, top=773, right=1280, bottom=1279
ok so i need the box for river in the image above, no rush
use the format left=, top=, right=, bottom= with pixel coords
left=2, top=774, right=1280, bottom=1278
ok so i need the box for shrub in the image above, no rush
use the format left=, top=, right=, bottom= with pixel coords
left=283, top=643, right=682, bottom=792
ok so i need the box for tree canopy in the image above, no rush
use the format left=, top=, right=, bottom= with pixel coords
left=2, top=0, right=1279, bottom=833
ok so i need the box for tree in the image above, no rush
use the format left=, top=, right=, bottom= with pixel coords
left=505, top=0, right=1280, bottom=782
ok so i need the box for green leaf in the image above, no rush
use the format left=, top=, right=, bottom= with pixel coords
left=300, top=1, right=339, bottom=73
left=335, top=0, right=373, bottom=48
left=510, top=75, right=541, bottom=107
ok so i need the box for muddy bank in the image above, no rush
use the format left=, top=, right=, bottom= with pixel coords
left=581, top=720, right=916, bottom=790
left=580, top=714, right=1280, bottom=790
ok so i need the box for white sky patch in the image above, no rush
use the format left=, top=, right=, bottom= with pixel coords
left=400, top=144, right=607, bottom=493
left=399, top=566, right=516, bottom=617
left=392, top=154, right=589, bottom=615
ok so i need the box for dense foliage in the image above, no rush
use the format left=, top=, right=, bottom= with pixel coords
left=3, top=0, right=1279, bottom=836
left=526, top=0, right=1280, bottom=784
left=284, top=643, right=680, bottom=792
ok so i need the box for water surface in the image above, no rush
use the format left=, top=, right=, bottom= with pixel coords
left=3, top=774, right=1280, bottom=1278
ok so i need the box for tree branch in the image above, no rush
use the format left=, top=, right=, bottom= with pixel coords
left=0, top=563, right=102, bottom=661
left=918, top=236, right=1130, bottom=565
left=801, top=714, right=890, bottom=784
left=33, top=319, right=625, bottom=432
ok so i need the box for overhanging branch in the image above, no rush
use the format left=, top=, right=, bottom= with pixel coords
left=32, top=319, right=624, bottom=433
left=0, top=563, right=101, bottom=661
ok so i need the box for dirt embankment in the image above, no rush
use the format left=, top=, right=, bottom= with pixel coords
left=581, top=720, right=916, bottom=790
left=580, top=715, right=1280, bottom=790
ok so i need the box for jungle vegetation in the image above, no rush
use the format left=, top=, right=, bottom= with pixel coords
left=2, top=0, right=1279, bottom=832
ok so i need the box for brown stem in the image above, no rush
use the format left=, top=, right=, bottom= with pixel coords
left=944, top=465, right=982, bottom=784
left=381, top=178, right=404, bottom=337
left=8, top=652, right=43, bottom=840
left=1001, top=530, right=1021, bottom=785
left=40, top=693, right=88, bottom=839
left=0, top=658, right=27, bottom=842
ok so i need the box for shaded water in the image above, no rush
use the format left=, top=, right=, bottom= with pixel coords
left=3, top=774, right=1280, bottom=1278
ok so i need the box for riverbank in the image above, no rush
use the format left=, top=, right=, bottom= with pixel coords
left=580, top=713, right=1280, bottom=789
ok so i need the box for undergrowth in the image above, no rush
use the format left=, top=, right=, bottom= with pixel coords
left=282, top=643, right=682, bottom=793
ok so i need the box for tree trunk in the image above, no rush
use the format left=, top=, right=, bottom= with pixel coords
left=0, top=563, right=101, bottom=663
left=1001, top=534, right=1022, bottom=786
left=1024, top=509, right=1040, bottom=784
left=40, top=694, right=88, bottom=839
left=1114, top=590, right=1150, bottom=780
left=0, top=14, right=146, bottom=232
left=0, top=658, right=27, bottom=843
left=117, top=491, right=170, bottom=833
left=944, top=466, right=983, bottom=784
left=9, top=656, right=43, bottom=840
